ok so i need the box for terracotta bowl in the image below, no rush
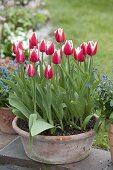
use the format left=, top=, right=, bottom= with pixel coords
left=0, top=107, right=16, bottom=134
left=12, top=116, right=95, bottom=164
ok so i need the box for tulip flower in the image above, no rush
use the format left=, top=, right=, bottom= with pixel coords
left=46, top=41, right=55, bottom=55
left=44, top=65, right=53, bottom=79
left=16, top=49, right=25, bottom=63
left=39, top=39, right=46, bottom=53
left=30, top=49, right=39, bottom=63
left=74, top=47, right=85, bottom=62
left=54, top=28, right=65, bottom=43
left=87, top=41, right=97, bottom=56
left=52, top=50, right=61, bottom=65
left=63, top=40, right=73, bottom=56
left=29, top=32, right=38, bottom=49
left=27, top=64, right=36, bottom=77
left=12, top=40, right=23, bottom=54
left=80, top=42, right=87, bottom=56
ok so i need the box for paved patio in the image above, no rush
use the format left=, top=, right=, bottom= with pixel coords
left=0, top=137, right=113, bottom=170
left=0, top=131, right=17, bottom=150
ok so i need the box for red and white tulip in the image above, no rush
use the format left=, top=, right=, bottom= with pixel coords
left=87, top=41, right=97, bottom=56
left=29, top=32, right=38, bottom=49
left=30, top=49, right=39, bottom=63
left=46, top=41, right=55, bottom=55
left=74, top=47, right=85, bottom=62
left=63, top=40, right=73, bottom=56
left=54, top=28, right=65, bottom=43
left=27, top=64, right=36, bottom=77
left=16, top=49, right=25, bottom=63
left=44, top=65, right=53, bottom=79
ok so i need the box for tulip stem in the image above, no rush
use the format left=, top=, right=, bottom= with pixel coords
left=84, top=60, right=87, bottom=72
left=49, top=55, right=51, bottom=65
left=47, top=81, right=53, bottom=126
left=42, top=52, right=44, bottom=65
left=89, top=57, right=92, bottom=74
left=34, top=76, right=36, bottom=113
left=40, top=52, right=44, bottom=78
left=18, top=64, right=21, bottom=77
left=56, top=65, right=58, bottom=83
left=60, top=42, right=62, bottom=58
left=67, top=56, right=70, bottom=74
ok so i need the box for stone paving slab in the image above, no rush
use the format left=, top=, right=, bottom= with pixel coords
left=0, top=131, right=18, bottom=150
left=0, top=165, right=37, bottom=170
left=0, top=137, right=113, bottom=170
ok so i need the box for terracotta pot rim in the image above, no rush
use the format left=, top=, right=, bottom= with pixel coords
left=0, top=107, right=10, bottom=110
left=12, top=116, right=95, bottom=142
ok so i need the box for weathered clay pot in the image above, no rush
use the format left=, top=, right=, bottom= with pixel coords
left=12, top=117, right=95, bottom=164
left=108, top=124, right=113, bottom=163
left=0, top=107, right=16, bottom=134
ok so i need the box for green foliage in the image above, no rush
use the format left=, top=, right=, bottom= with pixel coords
left=95, top=74, right=113, bottom=131
left=0, top=7, right=47, bottom=57
left=5, top=50, right=100, bottom=137
left=0, top=63, right=16, bottom=107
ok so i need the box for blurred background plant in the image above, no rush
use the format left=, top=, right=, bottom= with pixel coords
left=0, top=59, right=17, bottom=107
left=95, top=73, right=113, bottom=129
left=0, top=3, right=47, bottom=58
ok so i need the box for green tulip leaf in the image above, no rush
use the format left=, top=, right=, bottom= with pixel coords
left=82, top=115, right=94, bottom=130
left=30, top=115, right=54, bottom=136
left=9, top=94, right=30, bottom=118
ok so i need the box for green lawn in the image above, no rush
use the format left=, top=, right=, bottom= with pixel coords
left=46, top=0, right=113, bottom=149
left=47, top=0, right=113, bottom=76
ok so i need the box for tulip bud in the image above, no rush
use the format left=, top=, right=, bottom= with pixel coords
left=12, top=40, right=23, bottom=54
left=30, top=49, right=39, bottom=63
left=46, top=41, right=55, bottom=55
left=63, top=40, right=73, bottom=56
left=27, top=64, right=36, bottom=77
left=54, top=28, right=65, bottom=43
left=87, top=41, right=97, bottom=56
left=74, top=47, right=85, bottom=62
left=39, top=39, right=46, bottom=52
left=29, top=32, right=38, bottom=49
left=16, top=49, right=25, bottom=63
left=52, top=50, right=61, bottom=65
left=44, top=65, right=53, bottom=79
left=80, top=42, right=87, bottom=56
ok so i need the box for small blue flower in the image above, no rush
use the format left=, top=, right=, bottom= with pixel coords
left=96, top=85, right=101, bottom=88
left=97, top=64, right=100, bottom=67
left=0, top=66, right=3, bottom=70
left=25, top=60, right=28, bottom=65
left=4, top=74, right=8, bottom=80
left=8, top=60, right=16, bottom=65
left=0, top=66, right=8, bottom=73
left=2, top=85, right=7, bottom=89
left=102, top=82, right=106, bottom=86
left=86, top=83, right=92, bottom=87
left=0, top=81, right=4, bottom=85
left=109, top=85, right=113, bottom=89
left=13, top=59, right=17, bottom=64
left=102, top=74, right=107, bottom=81
left=92, top=77, right=96, bottom=81
left=92, top=68, right=98, bottom=73
left=105, top=92, right=110, bottom=95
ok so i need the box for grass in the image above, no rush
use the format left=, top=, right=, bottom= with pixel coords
left=47, top=0, right=113, bottom=76
left=46, top=0, right=113, bottom=149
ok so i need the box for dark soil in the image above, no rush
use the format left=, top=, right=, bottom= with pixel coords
left=17, top=116, right=96, bottom=136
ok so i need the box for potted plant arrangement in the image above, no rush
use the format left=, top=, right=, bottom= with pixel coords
left=5, top=28, right=99, bottom=164
left=95, top=73, right=113, bottom=163
left=0, top=62, right=16, bottom=134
